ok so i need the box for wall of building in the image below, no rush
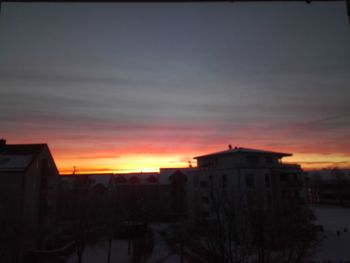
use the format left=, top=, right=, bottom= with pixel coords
left=193, top=154, right=305, bottom=221
left=22, top=147, right=59, bottom=252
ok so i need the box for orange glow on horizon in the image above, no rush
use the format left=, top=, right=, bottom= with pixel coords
left=6, top=135, right=350, bottom=174
left=286, top=153, right=350, bottom=171
left=57, top=154, right=191, bottom=174
left=56, top=151, right=350, bottom=175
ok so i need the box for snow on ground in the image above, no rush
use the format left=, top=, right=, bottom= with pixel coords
left=309, top=205, right=350, bottom=262
left=147, top=225, right=171, bottom=262
left=67, top=240, right=130, bottom=263
left=147, top=224, right=188, bottom=263
left=66, top=224, right=187, bottom=263
left=159, top=254, right=188, bottom=263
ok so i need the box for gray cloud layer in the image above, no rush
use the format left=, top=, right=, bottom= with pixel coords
left=0, top=2, right=349, bottom=157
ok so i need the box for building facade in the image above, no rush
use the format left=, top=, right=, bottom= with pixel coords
left=306, top=168, right=350, bottom=205
left=58, top=146, right=305, bottom=223
left=154, top=147, right=305, bottom=221
left=0, top=139, right=59, bottom=262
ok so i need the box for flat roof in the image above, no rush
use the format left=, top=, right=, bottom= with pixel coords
left=194, top=147, right=292, bottom=159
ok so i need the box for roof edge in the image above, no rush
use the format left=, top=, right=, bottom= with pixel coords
left=194, top=147, right=292, bottom=159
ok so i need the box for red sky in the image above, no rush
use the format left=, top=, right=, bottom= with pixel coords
left=0, top=2, right=349, bottom=173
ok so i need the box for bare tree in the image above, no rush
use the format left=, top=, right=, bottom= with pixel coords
left=70, top=175, right=104, bottom=263
left=332, top=168, right=349, bottom=205
left=187, top=188, right=318, bottom=263
left=104, top=178, right=129, bottom=263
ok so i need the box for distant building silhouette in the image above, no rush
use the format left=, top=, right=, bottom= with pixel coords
left=58, top=146, right=305, bottom=223
left=152, top=147, right=305, bottom=221
left=306, top=168, right=350, bottom=205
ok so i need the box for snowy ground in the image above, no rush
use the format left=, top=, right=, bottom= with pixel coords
left=309, top=205, right=350, bottom=262
left=66, top=206, right=350, bottom=263
left=66, top=224, right=187, bottom=263
left=67, top=240, right=130, bottom=263
left=147, top=224, right=188, bottom=263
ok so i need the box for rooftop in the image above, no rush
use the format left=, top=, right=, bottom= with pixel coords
left=194, top=147, right=292, bottom=159
left=0, top=140, right=48, bottom=171
left=0, top=142, right=47, bottom=156
left=0, top=155, right=33, bottom=171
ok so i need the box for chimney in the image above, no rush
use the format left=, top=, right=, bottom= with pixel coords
left=0, top=138, right=6, bottom=146
left=0, top=138, right=6, bottom=152
left=228, top=144, right=232, bottom=150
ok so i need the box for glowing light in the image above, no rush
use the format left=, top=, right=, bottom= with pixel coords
left=285, top=153, right=350, bottom=170
left=58, top=154, right=191, bottom=174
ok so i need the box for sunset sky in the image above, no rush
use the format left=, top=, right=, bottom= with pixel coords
left=0, top=2, right=349, bottom=173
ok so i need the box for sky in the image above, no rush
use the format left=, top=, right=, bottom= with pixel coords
left=0, top=1, right=349, bottom=173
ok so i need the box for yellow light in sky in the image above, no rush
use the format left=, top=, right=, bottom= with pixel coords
left=57, top=150, right=350, bottom=174
left=286, top=153, right=350, bottom=170
left=58, top=154, right=190, bottom=174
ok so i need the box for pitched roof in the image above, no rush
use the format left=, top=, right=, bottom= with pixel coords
left=0, top=143, right=47, bottom=172
left=0, top=144, right=47, bottom=155
left=194, top=147, right=291, bottom=159
left=0, top=155, right=33, bottom=171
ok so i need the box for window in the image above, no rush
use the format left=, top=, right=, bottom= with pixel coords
left=202, top=196, right=209, bottom=204
left=280, top=173, right=289, bottom=182
left=265, top=156, right=273, bottom=164
left=200, top=181, right=208, bottom=188
left=202, top=211, right=210, bottom=217
left=0, top=158, right=10, bottom=164
left=246, top=155, right=259, bottom=164
left=282, top=190, right=290, bottom=199
left=292, top=174, right=299, bottom=182
left=222, top=174, right=227, bottom=188
left=265, top=174, right=271, bottom=188
left=294, top=190, right=300, bottom=199
left=245, top=174, right=255, bottom=189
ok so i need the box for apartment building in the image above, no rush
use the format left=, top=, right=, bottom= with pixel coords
left=132, top=146, right=306, bottom=221
left=58, top=146, right=305, bottom=223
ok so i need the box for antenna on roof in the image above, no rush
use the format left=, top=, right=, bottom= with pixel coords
left=228, top=144, right=232, bottom=150
left=188, top=160, right=192, bottom=168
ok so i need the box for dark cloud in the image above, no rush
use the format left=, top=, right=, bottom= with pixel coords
left=0, top=2, right=349, bottom=171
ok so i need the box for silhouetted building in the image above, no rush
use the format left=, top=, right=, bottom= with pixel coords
left=306, top=169, right=350, bottom=205
left=58, top=172, right=163, bottom=223
left=158, top=168, right=198, bottom=221
left=0, top=139, right=59, bottom=262
left=58, top=147, right=305, bottom=224
left=154, top=147, right=305, bottom=222
left=192, top=147, right=305, bottom=219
